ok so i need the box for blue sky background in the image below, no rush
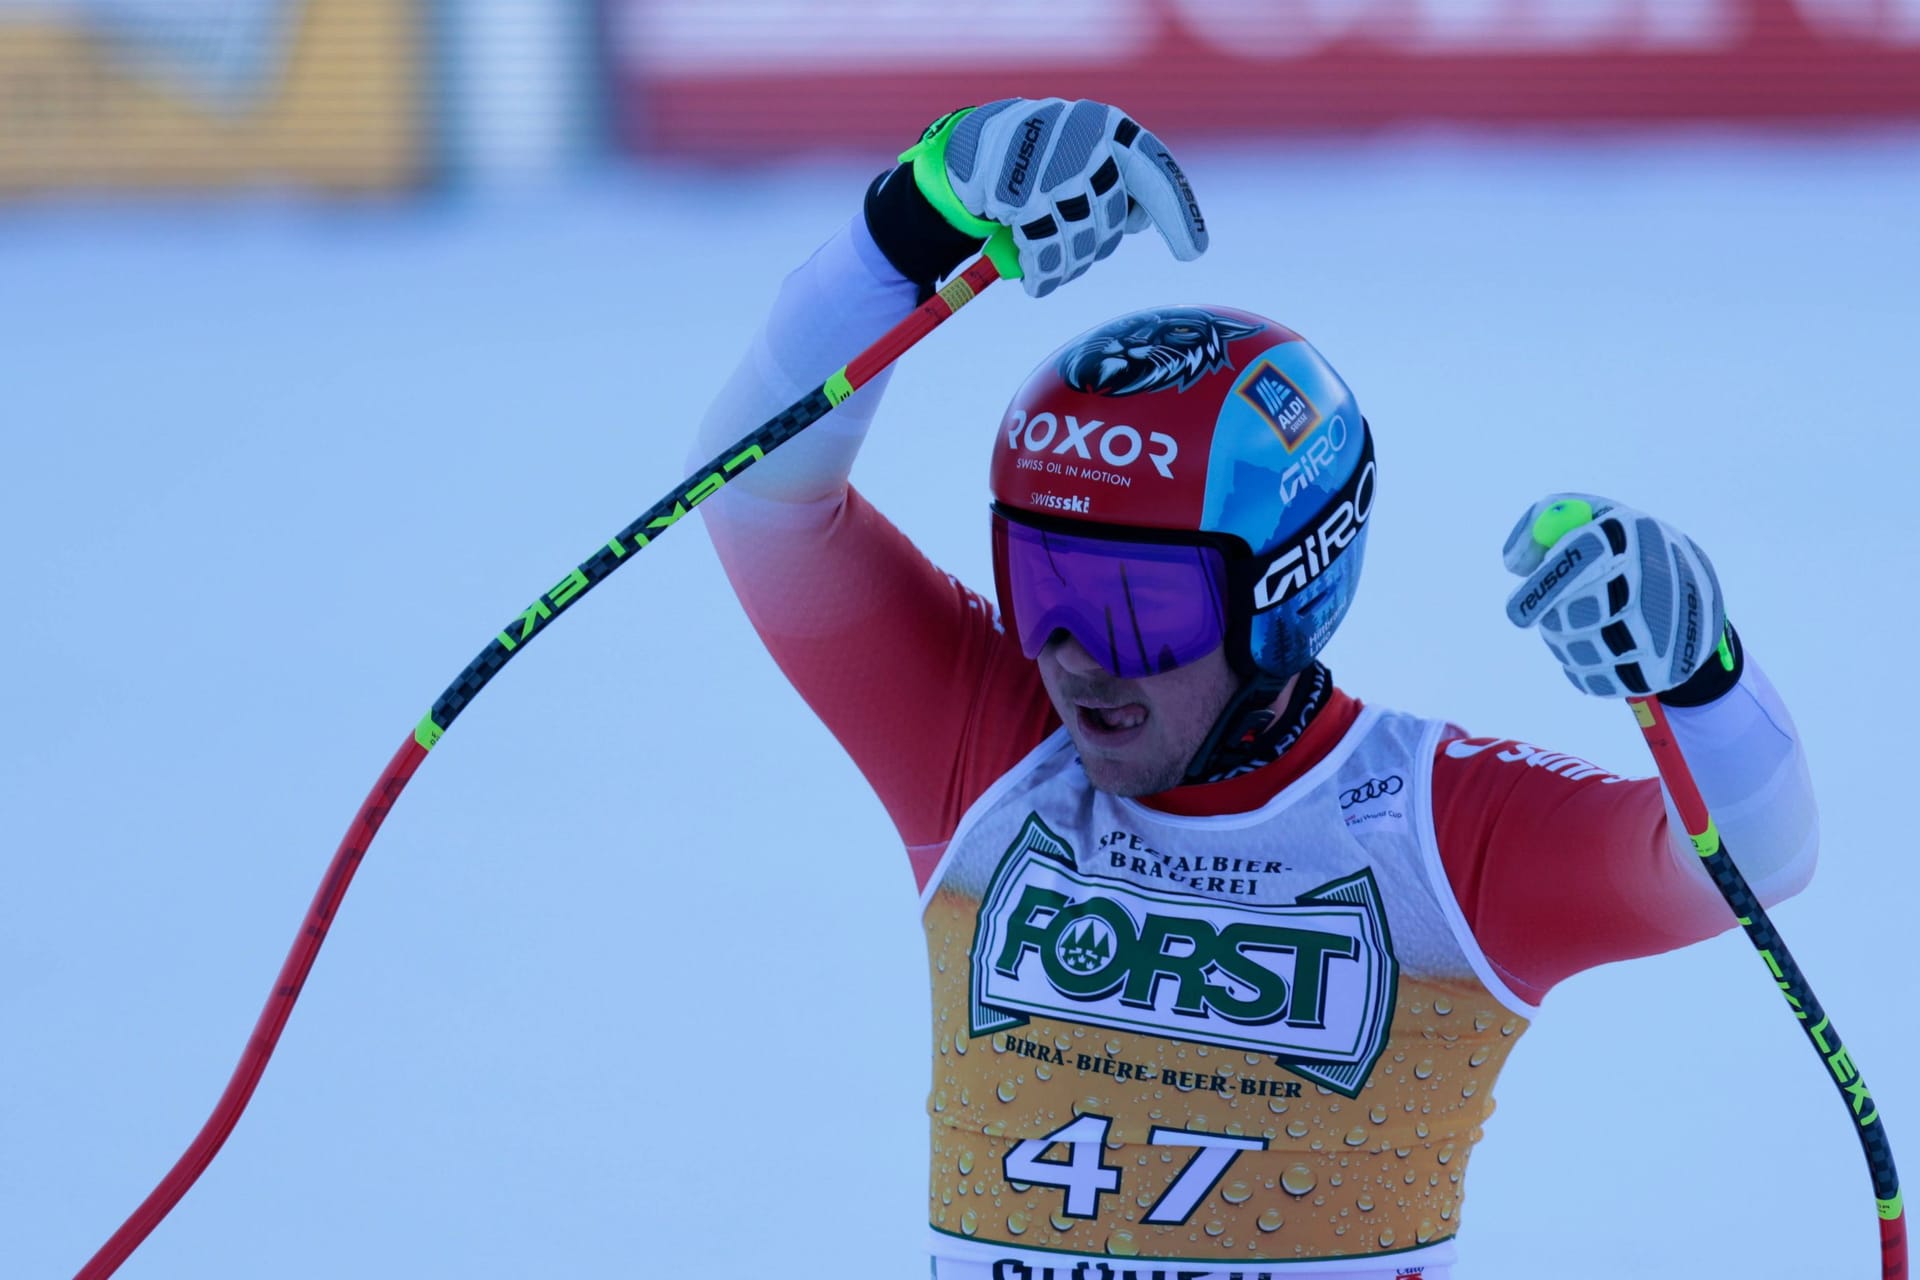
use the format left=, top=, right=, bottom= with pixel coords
left=4, top=129, right=1918, bottom=1278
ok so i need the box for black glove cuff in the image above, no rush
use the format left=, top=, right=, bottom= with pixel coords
left=863, top=164, right=985, bottom=299
left=1658, top=623, right=1744, bottom=708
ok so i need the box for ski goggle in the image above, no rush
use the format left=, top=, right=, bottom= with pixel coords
left=992, top=514, right=1231, bottom=679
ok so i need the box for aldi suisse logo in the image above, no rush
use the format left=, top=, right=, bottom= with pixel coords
left=970, top=815, right=1398, bottom=1097
left=1237, top=360, right=1321, bottom=451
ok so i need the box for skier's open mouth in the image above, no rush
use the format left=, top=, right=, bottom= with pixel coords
left=1078, top=701, right=1149, bottom=742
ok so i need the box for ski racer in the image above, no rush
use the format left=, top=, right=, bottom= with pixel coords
left=690, top=98, right=1818, bottom=1280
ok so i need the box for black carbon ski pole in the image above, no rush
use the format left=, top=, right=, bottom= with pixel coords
left=1629, top=693, right=1904, bottom=1279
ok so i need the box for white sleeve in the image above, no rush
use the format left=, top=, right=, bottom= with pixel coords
left=1662, top=653, right=1819, bottom=908
left=688, top=213, right=920, bottom=510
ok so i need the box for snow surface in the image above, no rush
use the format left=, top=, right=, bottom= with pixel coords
left=4, top=129, right=1917, bottom=1279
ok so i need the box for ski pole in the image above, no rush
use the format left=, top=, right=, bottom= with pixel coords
left=72, top=247, right=1009, bottom=1280
left=1521, top=501, right=1905, bottom=1276
left=1628, top=694, right=1906, bottom=1280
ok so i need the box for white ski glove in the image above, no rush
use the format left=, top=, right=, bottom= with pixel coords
left=896, top=98, right=1207, bottom=298
left=1503, top=494, right=1729, bottom=697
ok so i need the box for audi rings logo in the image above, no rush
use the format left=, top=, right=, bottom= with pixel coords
left=1339, top=775, right=1403, bottom=809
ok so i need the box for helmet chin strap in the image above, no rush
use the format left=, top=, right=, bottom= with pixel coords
left=1181, top=662, right=1332, bottom=785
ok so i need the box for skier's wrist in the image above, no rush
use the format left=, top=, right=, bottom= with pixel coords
left=1657, top=623, right=1744, bottom=708
left=863, top=163, right=985, bottom=299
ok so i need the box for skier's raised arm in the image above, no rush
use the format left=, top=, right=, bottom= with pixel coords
left=690, top=99, right=1208, bottom=873
left=1432, top=495, right=1818, bottom=1004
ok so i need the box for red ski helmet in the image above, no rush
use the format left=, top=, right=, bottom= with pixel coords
left=989, top=305, right=1374, bottom=689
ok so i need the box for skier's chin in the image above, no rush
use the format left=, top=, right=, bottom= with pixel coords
left=1037, top=637, right=1238, bottom=797
left=1071, top=722, right=1191, bottom=797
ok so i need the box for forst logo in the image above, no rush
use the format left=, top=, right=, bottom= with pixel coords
left=1055, top=916, right=1115, bottom=974
left=992, top=884, right=1358, bottom=1026
left=971, top=816, right=1399, bottom=1096
left=1004, top=407, right=1179, bottom=478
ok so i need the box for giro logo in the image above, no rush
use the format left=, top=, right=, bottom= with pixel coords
left=971, top=816, right=1398, bottom=1097
left=1005, top=408, right=1179, bottom=479
left=1253, top=460, right=1376, bottom=611
left=1340, top=775, right=1403, bottom=809
left=1279, top=414, right=1350, bottom=505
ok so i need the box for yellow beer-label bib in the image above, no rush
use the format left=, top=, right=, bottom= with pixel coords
left=921, top=707, right=1536, bottom=1275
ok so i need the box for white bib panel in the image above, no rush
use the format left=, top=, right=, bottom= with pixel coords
left=920, top=707, right=1537, bottom=1279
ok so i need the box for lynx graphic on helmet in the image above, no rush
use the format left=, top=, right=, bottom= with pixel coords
left=1058, top=308, right=1265, bottom=397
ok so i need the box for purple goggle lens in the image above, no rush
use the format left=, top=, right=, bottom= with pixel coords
left=995, top=516, right=1230, bottom=679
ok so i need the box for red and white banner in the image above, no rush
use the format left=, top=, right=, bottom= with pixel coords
left=606, top=0, right=1920, bottom=155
